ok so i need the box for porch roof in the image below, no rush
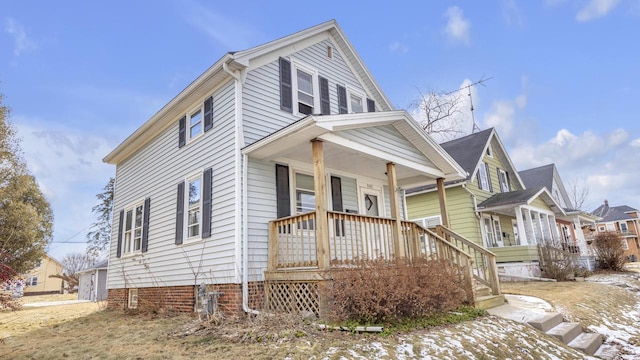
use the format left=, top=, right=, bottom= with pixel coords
left=242, top=111, right=467, bottom=187
left=477, top=187, right=566, bottom=216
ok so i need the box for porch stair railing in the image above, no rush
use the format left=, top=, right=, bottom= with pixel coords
left=435, top=225, right=501, bottom=296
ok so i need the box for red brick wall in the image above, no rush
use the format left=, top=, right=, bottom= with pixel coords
left=107, top=282, right=265, bottom=316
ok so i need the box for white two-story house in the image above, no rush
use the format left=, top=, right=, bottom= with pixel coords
left=103, top=20, right=496, bottom=316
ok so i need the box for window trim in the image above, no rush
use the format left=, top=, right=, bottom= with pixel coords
left=347, top=88, right=366, bottom=113
left=185, top=172, right=203, bottom=242
left=28, top=276, right=38, bottom=286
left=486, top=144, right=493, bottom=157
left=497, top=169, right=510, bottom=193
left=188, top=105, right=204, bottom=141
left=477, top=161, right=492, bottom=192
left=128, top=289, right=138, bottom=309
left=121, top=200, right=146, bottom=257
left=293, top=171, right=315, bottom=214
left=619, top=222, right=629, bottom=232
left=414, top=215, right=442, bottom=229
left=291, top=60, right=320, bottom=116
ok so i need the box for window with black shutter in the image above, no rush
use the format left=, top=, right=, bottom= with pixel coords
left=319, top=76, right=330, bottom=115
left=337, top=85, right=347, bottom=114
left=175, top=181, right=185, bottom=245
left=141, top=198, right=150, bottom=253
left=279, top=57, right=293, bottom=112
left=201, top=168, right=213, bottom=238
left=178, top=116, right=186, bottom=148
left=203, top=96, right=213, bottom=132
left=367, top=98, right=375, bottom=112
left=276, top=164, right=291, bottom=218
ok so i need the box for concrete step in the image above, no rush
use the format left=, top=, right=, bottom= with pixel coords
left=594, top=344, right=620, bottom=360
left=528, top=313, right=563, bottom=332
left=546, top=322, right=582, bottom=344
left=473, top=285, right=492, bottom=297
left=568, top=332, right=603, bottom=355
left=474, top=294, right=506, bottom=310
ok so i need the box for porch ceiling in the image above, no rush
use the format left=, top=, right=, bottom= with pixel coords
left=242, top=112, right=459, bottom=187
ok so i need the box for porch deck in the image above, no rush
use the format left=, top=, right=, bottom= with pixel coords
left=264, top=212, right=500, bottom=316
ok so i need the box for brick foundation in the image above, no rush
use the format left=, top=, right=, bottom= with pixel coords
left=107, top=282, right=265, bottom=316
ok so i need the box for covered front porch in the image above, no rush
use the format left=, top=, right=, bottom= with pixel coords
left=243, top=111, right=502, bottom=316
left=476, top=187, right=568, bottom=267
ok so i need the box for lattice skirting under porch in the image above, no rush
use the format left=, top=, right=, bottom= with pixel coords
left=264, top=280, right=320, bottom=317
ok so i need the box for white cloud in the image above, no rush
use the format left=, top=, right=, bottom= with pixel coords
left=510, top=128, right=640, bottom=211
left=182, top=0, right=262, bottom=50
left=576, top=0, right=620, bottom=21
left=389, top=41, right=409, bottom=54
left=443, top=6, right=471, bottom=45
left=481, top=77, right=528, bottom=141
left=14, top=118, right=115, bottom=259
left=4, top=17, right=37, bottom=56
left=502, top=0, right=526, bottom=27
left=631, top=138, right=640, bottom=147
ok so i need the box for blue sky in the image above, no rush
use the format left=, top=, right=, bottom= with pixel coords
left=2, top=0, right=639, bottom=260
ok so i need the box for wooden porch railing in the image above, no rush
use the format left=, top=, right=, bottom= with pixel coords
left=435, top=225, right=501, bottom=295
left=267, top=212, right=479, bottom=293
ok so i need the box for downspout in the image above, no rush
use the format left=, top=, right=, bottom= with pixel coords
left=462, top=183, right=480, bottom=219
left=223, top=62, right=259, bottom=315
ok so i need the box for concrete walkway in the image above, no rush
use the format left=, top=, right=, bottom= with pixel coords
left=23, top=300, right=91, bottom=307
left=487, top=294, right=553, bottom=323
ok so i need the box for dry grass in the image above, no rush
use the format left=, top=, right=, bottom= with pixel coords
left=2, top=277, right=640, bottom=359
left=19, top=293, right=77, bottom=304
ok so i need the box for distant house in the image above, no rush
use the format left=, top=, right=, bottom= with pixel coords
left=519, top=164, right=600, bottom=269
left=591, top=201, right=640, bottom=261
left=77, top=260, right=108, bottom=301
left=22, top=254, right=64, bottom=295
left=406, top=128, right=567, bottom=279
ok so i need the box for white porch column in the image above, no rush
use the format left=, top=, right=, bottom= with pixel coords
left=515, top=206, right=528, bottom=245
left=524, top=209, right=536, bottom=245
left=550, top=215, right=560, bottom=245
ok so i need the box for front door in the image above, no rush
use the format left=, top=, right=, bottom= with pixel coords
left=482, top=214, right=504, bottom=248
left=359, top=186, right=384, bottom=217
left=358, top=185, right=386, bottom=258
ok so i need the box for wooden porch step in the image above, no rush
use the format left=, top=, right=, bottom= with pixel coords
left=474, top=294, right=506, bottom=310
left=473, top=284, right=492, bottom=298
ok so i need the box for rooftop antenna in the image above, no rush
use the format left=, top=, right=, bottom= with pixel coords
left=445, top=75, right=492, bottom=133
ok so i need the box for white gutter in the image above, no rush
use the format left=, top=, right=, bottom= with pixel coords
left=223, top=62, right=259, bottom=315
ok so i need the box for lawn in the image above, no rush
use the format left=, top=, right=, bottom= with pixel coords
left=1, top=276, right=639, bottom=359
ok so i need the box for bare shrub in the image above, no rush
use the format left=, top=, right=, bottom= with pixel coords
left=593, top=231, right=626, bottom=271
left=325, top=258, right=471, bottom=324
left=538, top=240, right=577, bottom=281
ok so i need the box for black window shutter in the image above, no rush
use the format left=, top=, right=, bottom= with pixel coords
left=201, top=168, right=213, bottom=238
left=331, top=176, right=343, bottom=211
left=175, top=182, right=185, bottom=245
left=203, top=96, right=213, bottom=132
left=141, top=197, right=151, bottom=253
left=275, top=164, right=291, bottom=218
left=178, top=116, right=186, bottom=148
left=279, top=57, right=292, bottom=113
left=337, top=85, right=348, bottom=114
left=319, top=76, right=330, bottom=115
left=366, top=98, right=375, bottom=112
left=505, top=172, right=511, bottom=191
left=116, top=209, right=124, bottom=258
left=496, top=168, right=502, bottom=191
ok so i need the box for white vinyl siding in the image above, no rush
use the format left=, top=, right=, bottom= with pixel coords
left=108, top=80, right=237, bottom=290
left=243, top=39, right=368, bottom=145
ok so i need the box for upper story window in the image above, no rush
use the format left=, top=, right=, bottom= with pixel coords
left=619, top=222, right=628, bottom=232
left=178, top=96, right=214, bottom=148
left=486, top=145, right=493, bottom=157
left=189, top=109, right=203, bottom=139
left=477, top=162, right=492, bottom=192
left=296, top=68, right=315, bottom=115
left=497, top=169, right=510, bottom=193
left=28, top=276, right=38, bottom=286
left=350, top=92, right=364, bottom=113
left=35, top=259, right=42, bottom=268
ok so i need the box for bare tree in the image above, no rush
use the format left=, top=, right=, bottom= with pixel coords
left=50, top=252, right=97, bottom=292
left=567, top=179, right=590, bottom=210
left=413, top=77, right=491, bottom=142
left=414, top=88, right=467, bottom=141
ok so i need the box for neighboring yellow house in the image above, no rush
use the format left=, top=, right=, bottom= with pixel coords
left=23, top=254, right=64, bottom=295
left=406, top=128, right=566, bottom=279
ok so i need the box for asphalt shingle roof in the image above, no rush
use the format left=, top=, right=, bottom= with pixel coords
left=477, top=187, right=544, bottom=209
left=591, top=203, right=637, bottom=222
left=518, top=164, right=554, bottom=191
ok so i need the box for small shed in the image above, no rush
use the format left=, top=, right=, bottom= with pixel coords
left=77, top=260, right=108, bottom=301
